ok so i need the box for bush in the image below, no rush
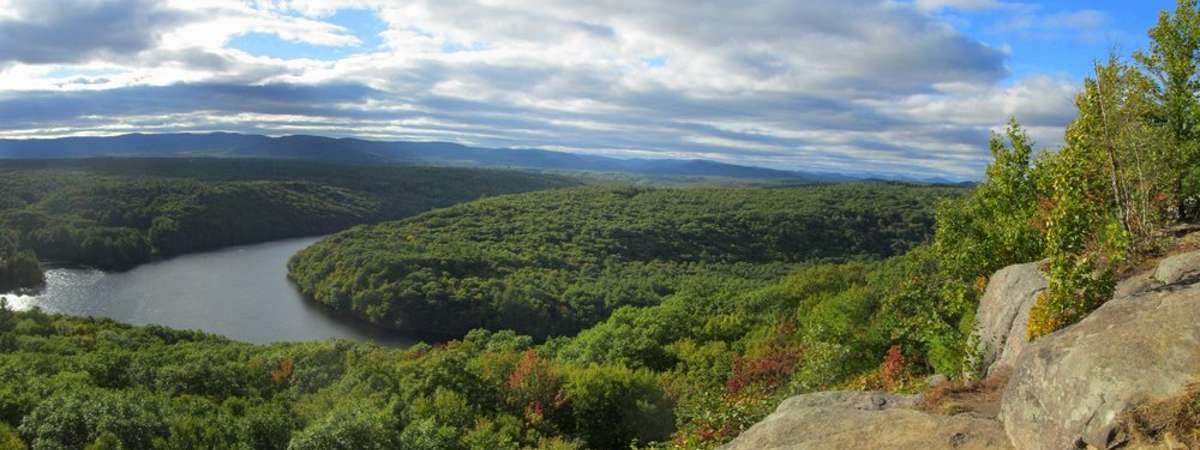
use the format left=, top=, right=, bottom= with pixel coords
left=286, top=409, right=397, bottom=450
left=1029, top=142, right=1128, bottom=340
left=84, top=432, right=124, bottom=450
left=0, top=231, right=41, bottom=293
left=18, top=388, right=167, bottom=450
left=0, top=423, right=25, bottom=450
left=562, top=365, right=674, bottom=449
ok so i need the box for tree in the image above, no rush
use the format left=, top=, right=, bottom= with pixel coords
left=561, top=365, right=674, bottom=449
left=933, top=118, right=1042, bottom=283
left=286, top=409, right=398, bottom=450
left=1027, top=58, right=1142, bottom=340
left=907, top=119, right=1043, bottom=375
left=1135, top=0, right=1200, bottom=220
left=1081, top=55, right=1172, bottom=239
left=0, top=230, right=42, bottom=294
left=85, top=432, right=125, bottom=450
left=0, top=423, right=25, bottom=450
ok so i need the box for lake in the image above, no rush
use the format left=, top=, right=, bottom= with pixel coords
left=2, top=236, right=416, bottom=347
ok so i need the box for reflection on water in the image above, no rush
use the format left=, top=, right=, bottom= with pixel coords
left=4, top=236, right=414, bottom=347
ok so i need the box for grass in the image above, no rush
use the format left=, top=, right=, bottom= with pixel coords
left=919, top=367, right=1011, bottom=418
left=1116, top=382, right=1200, bottom=448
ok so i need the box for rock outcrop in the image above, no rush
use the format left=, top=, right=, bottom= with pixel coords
left=717, top=391, right=1012, bottom=450
left=724, top=248, right=1200, bottom=450
left=1154, top=251, right=1200, bottom=286
left=1000, top=262, right=1200, bottom=450
left=973, top=261, right=1047, bottom=377
left=1114, top=270, right=1160, bottom=299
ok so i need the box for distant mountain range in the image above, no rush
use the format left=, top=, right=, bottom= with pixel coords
left=0, top=133, right=956, bottom=183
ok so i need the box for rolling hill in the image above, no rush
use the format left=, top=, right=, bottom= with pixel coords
left=0, top=133, right=858, bottom=181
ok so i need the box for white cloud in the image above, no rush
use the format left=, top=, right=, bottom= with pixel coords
left=988, top=7, right=1112, bottom=42
left=0, top=0, right=1090, bottom=180
left=914, top=0, right=1005, bottom=12
left=1041, top=10, right=1110, bottom=29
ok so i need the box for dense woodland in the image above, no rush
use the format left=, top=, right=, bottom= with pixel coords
left=0, top=159, right=575, bottom=275
left=0, top=257, right=926, bottom=450
left=3, top=1, right=1200, bottom=449
left=0, top=231, right=41, bottom=294
left=287, top=184, right=961, bottom=338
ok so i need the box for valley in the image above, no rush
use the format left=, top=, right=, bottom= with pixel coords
left=4, top=2, right=1200, bottom=449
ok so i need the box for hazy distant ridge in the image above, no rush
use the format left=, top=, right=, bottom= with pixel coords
left=0, top=133, right=866, bottom=182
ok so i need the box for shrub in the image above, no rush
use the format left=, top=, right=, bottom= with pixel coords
left=286, top=409, right=397, bottom=450
left=17, top=388, right=167, bottom=450
left=0, top=423, right=25, bottom=450
left=504, top=350, right=565, bottom=427
left=880, top=345, right=909, bottom=391
left=1029, top=140, right=1129, bottom=340
left=84, top=432, right=124, bottom=450
left=562, top=365, right=674, bottom=449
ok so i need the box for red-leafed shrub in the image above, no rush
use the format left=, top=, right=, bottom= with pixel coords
left=271, top=358, right=294, bottom=384
left=725, top=322, right=802, bottom=396
left=505, top=350, right=565, bottom=425
left=880, top=345, right=907, bottom=391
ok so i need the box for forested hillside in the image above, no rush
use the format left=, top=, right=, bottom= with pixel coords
left=0, top=178, right=964, bottom=450
left=288, top=184, right=962, bottom=338
left=0, top=159, right=576, bottom=273
left=5, top=2, right=1200, bottom=449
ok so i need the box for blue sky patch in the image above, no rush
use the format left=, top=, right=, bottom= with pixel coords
left=228, top=8, right=386, bottom=60
left=642, top=56, right=668, bottom=67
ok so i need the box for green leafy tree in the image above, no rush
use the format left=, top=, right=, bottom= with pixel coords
left=0, top=230, right=41, bottom=294
left=934, top=118, right=1043, bottom=282
left=1027, top=59, right=1139, bottom=340
left=561, top=365, right=674, bottom=449
left=0, top=423, right=25, bottom=450
left=887, top=119, right=1044, bottom=376
left=1029, top=151, right=1123, bottom=339
left=17, top=389, right=167, bottom=450
left=84, top=432, right=124, bottom=450
left=1136, top=0, right=1200, bottom=220
left=1086, top=55, right=1177, bottom=239
left=286, top=409, right=398, bottom=450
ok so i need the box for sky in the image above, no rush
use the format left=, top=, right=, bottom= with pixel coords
left=0, top=0, right=1180, bottom=180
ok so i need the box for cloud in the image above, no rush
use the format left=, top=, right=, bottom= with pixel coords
left=988, top=8, right=1112, bottom=42
left=914, top=0, right=1006, bottom=12
left=0, top=0, right=1086, bottom=180
left=0, top=82, right=382, bottom=127
left=0, top=0, right=192, bottom=64
left=1040, top=10, right=1110, bottom=30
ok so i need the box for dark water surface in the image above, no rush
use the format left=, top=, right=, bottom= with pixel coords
left=5, top=236, right=415, bottom=347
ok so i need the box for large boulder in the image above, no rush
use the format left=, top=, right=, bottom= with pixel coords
left=999, top=280, right=1200, bottom=450
left=1154, top=250, right=1200, bottom=286
left=718, top=391, right=1012, bottom=450
left=1114, top=270, right=1160, bottom=299
left=1114, top=249, right=1200, bottom=298
left=974, top=261, right=1047, bottom=377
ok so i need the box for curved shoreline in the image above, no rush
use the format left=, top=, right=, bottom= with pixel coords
left=5, top=236, right=424, bottom=347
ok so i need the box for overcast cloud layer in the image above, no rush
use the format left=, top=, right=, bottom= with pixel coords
left=0, top=0, right=1130, bottom=179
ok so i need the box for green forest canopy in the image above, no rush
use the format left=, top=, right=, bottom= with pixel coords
left=0, top=158, right=576, bottom=272
left=5, top=1, right=1200, bottom=448
left=287, top=183, right=962, bottom=338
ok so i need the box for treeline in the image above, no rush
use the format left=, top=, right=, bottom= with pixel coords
left=0, top=158, right=576, bottom=275
left=884, top=0, right=1200, bottom=383
left=0, top=256, right=918, bottom=450
left=0, top=231, right=41, bottom=293
left=6, top=3, right=1200, bottom=448
left=287, top=183, right=962, bottom=338
left=0, top=306, right=671, bottom=450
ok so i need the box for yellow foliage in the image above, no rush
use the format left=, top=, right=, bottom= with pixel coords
left=1026, top=291, right=1065, bottom=341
